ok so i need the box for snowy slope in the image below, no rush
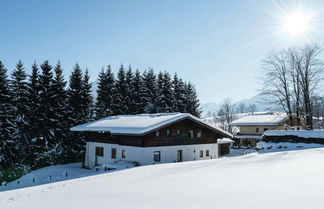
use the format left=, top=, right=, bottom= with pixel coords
left=2, top=148, right=324, bottom=209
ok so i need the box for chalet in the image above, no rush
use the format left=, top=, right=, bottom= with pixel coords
left=230, top=112, right=288, bottom=147
left=71, top=113, right=232, bottom=167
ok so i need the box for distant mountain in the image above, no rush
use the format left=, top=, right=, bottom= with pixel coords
left=201, top=93, right=277, bottom=117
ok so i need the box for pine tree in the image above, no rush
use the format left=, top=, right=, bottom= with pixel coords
left=142, top=69, right=157, bottom=113
left=25, top=62, right=42, bottom=165
left=67, top=63, right=84, bottom=126
left=0, top=61, right=18, bottom=169
left=113, top=65, right=128, bottom=115
left=184, top=82, right=202, bottom=117
left=26, top=62, right=41, bottom=138
left=133, top=69, right=144, bottom=114
left=172, top=73, right=187, bottom=113
left=81, top=69, right=94, bottom=121
left=161, top=72, right=173, bottom=112
left=35, top=60, right=56, bottom=168
left=95, top=66, right=115, bottom=118
left=10, top=60, right=29, bottom=164
left=125, top=66, right=136, bottom=114
left=51, top=61, right=68, bottom=163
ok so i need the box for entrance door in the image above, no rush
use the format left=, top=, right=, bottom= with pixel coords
left=177, top=150, right=183, bottom=162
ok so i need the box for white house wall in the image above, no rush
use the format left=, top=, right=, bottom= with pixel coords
left=85, top=142, right=219, bottom=167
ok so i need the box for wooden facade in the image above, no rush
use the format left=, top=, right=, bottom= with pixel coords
left=85, top=118, right=227, bottom=147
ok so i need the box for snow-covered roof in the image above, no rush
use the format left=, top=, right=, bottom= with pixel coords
left=71, top=113, right=232, bottom=137
left=230, top=112, right=288, bottom=126
left=234, top=135, right=262, bottom=139
left=217, top=138, right=234, bottom=144
left=264, top=130, right=324, bottom=139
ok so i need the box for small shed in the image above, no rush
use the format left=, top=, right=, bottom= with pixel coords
left=218, top=138, right=234, bottom=156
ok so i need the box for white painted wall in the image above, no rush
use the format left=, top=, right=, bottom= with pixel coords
left=85, top=142, right=219, bottom=167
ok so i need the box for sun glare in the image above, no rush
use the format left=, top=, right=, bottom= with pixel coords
left=283, top=12, right=310, bottom=36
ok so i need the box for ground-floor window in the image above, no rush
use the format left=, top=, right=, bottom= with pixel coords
left=206, top=150, right=209, bottom=157
left=95, top=146, right=104, bottom=157
left=177, top=150, right=183, bottom=162
left=154, top=151, right=161, bottom=162
left=200, top=150, right=203, bottom=158
left=111, top=148, right=116, bottom=159
left=121, top=150, right=126, bottom=158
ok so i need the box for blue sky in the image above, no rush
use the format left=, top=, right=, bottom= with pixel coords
left=1, top=0, right=324, bottom=103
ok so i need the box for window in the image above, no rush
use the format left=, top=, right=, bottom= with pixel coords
left=264, top=128, right=268, bottom=132
left=156, top=130, right=160, bottom=137
left=200, top=150, right=203, bottom=158
left=256, top=128, right=259, bottom=133
left=166, top=129, right=171, bottom=137
left=196, top=130, right=202, bottom=138
left=95, top=147, right=104, bottom=157
left=154, top=151, right=161, bottom=162
left=121, top=150, right=126, bottom=158
left=111, top=148, right=116, bottom=159
left=177, top=150, right=183, bottom=162
left=176, top=129, right=181, bottom=136
left=206, top=150, right=209, bottom=157
left=188, top=130, right=194, bottom=138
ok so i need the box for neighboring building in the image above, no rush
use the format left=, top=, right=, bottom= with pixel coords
left=71, top=113, right=232, bottom=167
left=230, top=112, right=288, bottom=147
left=217, top=138, right=234, bottom=156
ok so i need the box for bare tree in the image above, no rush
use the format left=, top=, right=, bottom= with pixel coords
left=298, top=45, right=324, bottom=129
left=216, top=98, right=237, bottom=133
left=262, top=50, right=295, bottom=127
left=237, top=103, right=246, bottom=113
left=261, top=45, right=324, bottom=129
left=248, top=104, right=257, bottom=115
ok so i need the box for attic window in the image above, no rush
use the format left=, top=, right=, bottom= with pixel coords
left=196, top=130, right=202, bottom=138
left=166, top=129, right=171, bottom=137
left=188, top=130, right=194, bottom=138
left=176, top=129, right=181, bottom=136
left=156, top=130, right=160, bottom=137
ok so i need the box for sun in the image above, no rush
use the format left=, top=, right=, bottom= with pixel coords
left=283, top=12, right=310, bottom=36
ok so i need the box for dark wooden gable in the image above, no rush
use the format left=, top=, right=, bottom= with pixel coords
left=84, top=117, right=228, bottom=147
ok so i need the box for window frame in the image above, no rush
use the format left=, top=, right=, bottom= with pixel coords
left=200, top=150, right=203, bottom=158
left=153, top=151, right=161, bottom=162
left=111, top=148, right=116, bottom=159
left=206, top=150, right=209, bottom=157
left=176, top=129, right=181, bottom=136
left=256, top=128, right=259, bottom=133
left=188, top=130, right=194, bottom=138
left=121, top=149, right=126, bottom=158
left=166, top=129, right=171, bottom=137
left=196, top=130, right=202, bottom=138
left=156, top=130, right=160, bottom=137
left=95, top=146, right=104, bottom=157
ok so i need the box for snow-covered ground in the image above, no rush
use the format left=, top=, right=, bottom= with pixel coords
left=2, top=147, right=324, bottom=209
left=0, top=161, right=134, bottom=192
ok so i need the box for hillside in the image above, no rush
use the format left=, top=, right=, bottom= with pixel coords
left=2, top=148, right=324, bottom=209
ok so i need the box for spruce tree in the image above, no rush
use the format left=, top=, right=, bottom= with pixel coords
left=113, top=65, right=128, bottom=115
left=35, top=60, right=56, bottom=168
left=10, top=60, right=29, bottom=164
left=25, top=62, right=42, bottom=165
left=125, top=66, right=136, bottom=114
left=67, top=63, right=84, bottom=126
left=81, top=69, right=94, bottom=121
left=95, top=66, right=115, bottom=118
left=133, top=69, right=144, bottom=114
left=0, top=61, right=17, bottom=169
left=51, top=61, right=68, bottom=163
left=172, top=73, right=187, bottom=113
left=184, top=82, right=202, bottom=117
left=161, top=72, right=173, bottom=112
left=142, top=69, right=157, bottom=113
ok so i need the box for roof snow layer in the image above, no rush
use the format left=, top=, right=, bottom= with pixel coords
left=70, top=113, right=232, bottom=137
left=230, top=113, right=288, bottom=126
